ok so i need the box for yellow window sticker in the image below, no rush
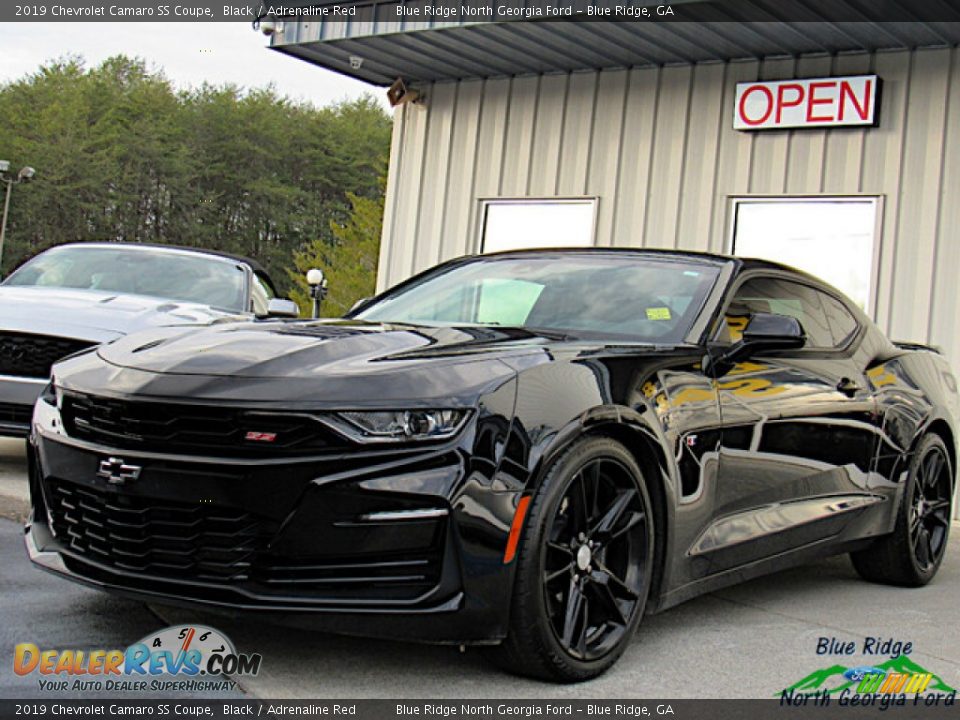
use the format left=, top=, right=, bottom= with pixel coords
left=646, top=307, right=671, bottom=321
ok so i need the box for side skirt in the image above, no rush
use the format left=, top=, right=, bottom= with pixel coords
left=648, top=534, right=877, bottom=614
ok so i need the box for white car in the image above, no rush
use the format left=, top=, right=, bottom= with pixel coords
left=0, top=242, right=297, bottom=436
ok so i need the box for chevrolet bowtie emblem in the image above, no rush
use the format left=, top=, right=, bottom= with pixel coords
left=97, top=457, right=142, bottom=485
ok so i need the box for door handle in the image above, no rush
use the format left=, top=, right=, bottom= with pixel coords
left=836, top=377, right=862, bottom=397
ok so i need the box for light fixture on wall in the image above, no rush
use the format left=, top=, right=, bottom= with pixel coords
left=387, top=77, right=421, bottom=107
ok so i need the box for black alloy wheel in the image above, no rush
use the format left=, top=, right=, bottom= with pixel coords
left=542, top=458, right=649, bottom=661
left=485, top=436, right=654, bottom=682
left=909, top=442, right=952, bottom=572
left=851, top=433, right=953, bottom=586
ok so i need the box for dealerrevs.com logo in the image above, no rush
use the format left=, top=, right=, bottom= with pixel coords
left=14, top=625, right=261, bottom=693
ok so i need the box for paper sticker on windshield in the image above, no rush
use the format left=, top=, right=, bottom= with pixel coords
left=646, top=307, right=671, bottom=321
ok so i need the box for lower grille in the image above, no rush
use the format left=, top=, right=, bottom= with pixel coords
left=0, top=332, right=94, bottom=379
left=46, top=480, right=270, bottom=582
left=253, top=551, right=444, bottom=600
left=0, top=402, right=31, bottom=427
left=61, top=392, right=346, bottom=457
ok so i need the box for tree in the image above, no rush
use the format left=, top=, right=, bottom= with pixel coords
left=0, top=56, right=392, bottom=297
left=290, top=189, right=384, bottom=317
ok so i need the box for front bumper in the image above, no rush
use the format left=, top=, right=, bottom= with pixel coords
left=27, top=428, right=521, bottom=644
left=0, top=374, right=46, bottom=436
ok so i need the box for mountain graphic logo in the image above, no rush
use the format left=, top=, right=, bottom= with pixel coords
left=780, top=655, right=957, bottom=696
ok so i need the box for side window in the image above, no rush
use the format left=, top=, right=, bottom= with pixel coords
left=251, top=275, right=274, bottom=316
left=721, top=277, right=833, bottom=349
left=820, top=293, right=859, bottom=347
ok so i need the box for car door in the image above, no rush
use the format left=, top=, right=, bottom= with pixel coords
left=696, top=274, right=879, bottom=572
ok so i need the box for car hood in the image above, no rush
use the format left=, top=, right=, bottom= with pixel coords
left=96, top=320, right=558, bottom=379
left=0, top=285, right=242, bottom=341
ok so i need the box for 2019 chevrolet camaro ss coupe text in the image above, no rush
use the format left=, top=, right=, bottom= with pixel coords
left=26, top=250, right=957, bottom=681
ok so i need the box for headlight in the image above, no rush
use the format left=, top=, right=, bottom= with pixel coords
left=33, top=382, right=64, bottom=436
left=328, top=409, right=469, bottom=443
left=39, top=381, right=60, bottom=407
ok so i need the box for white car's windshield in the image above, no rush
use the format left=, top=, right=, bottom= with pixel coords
left=355, top=254, right=721, bottom=343
left=4, top=245, right=248, bottom=311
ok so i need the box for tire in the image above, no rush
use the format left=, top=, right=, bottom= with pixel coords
left=484, top=436, right=655, bottom=682
left=851, top=433, right=953, bottom=587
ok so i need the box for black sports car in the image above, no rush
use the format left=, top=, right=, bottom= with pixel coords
left=26, top=249, right=957, bottom=681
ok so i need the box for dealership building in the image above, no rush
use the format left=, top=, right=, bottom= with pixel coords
left=269, top=6, right=960, bottom=363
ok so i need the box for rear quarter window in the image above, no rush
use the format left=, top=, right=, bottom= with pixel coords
left=820, top=293, right=859, bottom=347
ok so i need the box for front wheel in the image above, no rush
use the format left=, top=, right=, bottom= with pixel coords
left=484, top=436, right=654, bottom=682
left=851, top=433, right=953, bottom=586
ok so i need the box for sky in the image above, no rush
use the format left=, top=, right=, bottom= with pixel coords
left=1, top=22, right=387, bottom=109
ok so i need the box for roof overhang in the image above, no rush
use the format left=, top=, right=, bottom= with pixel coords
left=267, top=0, right=960, bottom=86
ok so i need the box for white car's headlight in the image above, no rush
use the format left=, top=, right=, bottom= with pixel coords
left=328, top=409, right=469, bottom=443
left=33, top=382, right=64, bottom=436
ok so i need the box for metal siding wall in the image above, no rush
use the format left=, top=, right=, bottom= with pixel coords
left=611, top=67, right=661, bottom=248
left=527, top=74, right=567, bottom=196
left=645, top=65, right=693, bottom=249
left=929, top=50, right=960, bottom=350
left=378, top=48, right=960, bottom=363
left=888, top=51, right=951, bottom=340
left=588, top=70, right=629, bottom=248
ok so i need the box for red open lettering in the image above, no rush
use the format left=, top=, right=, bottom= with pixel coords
left=839, top=79, right=872, bottom=121
left=776, top=83, right=805, bottom=123
left=739, top=85, right=774, bottom=126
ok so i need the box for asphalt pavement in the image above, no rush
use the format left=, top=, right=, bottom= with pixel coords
left=1, top=438, right=958, bottom=699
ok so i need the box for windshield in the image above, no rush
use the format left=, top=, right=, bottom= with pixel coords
left=355, top=254, right=721, bottom=342
left=4, top=245, right=248, bottom=311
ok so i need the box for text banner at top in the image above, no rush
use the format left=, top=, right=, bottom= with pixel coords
left=6, top=0, right=960, bottom=22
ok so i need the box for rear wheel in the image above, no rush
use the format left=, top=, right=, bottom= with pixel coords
left=851, top=433, right=953, bottom=586
left=484, top=437, right=654, bottom=682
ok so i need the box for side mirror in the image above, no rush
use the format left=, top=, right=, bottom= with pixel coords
left=707, top=312, right=806, bottom=375
left=264, top=298, right=300, bottom=319
left=738, top=312, right=806, bottom=354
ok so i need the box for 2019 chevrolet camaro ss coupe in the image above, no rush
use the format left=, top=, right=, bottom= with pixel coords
left=26, top=250, right=957, bottom=681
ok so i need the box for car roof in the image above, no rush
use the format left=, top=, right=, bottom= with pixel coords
left=472, top=247, right=858, bottom=311
left=473, top=247, right=802, bottom=274
left=36, top=242, right=276, bottom=291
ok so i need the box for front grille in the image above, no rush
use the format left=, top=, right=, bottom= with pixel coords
left=0, top=401, right=32, bottom=427
left=46, top=480, right=270, bottom=582
left=61, top=392, right=346, bottom=457
left=0, top=332, right=94, bottom=379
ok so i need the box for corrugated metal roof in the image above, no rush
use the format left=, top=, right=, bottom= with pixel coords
left=269, top=0, right=960, bottom=85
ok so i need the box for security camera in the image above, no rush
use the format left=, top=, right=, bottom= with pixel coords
left=258, top=19, right=276, bottom=36
left=387, top=77, right=421, bottom=107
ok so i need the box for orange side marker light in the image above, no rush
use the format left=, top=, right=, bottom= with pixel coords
left=503, top=495, right=532, bottom=564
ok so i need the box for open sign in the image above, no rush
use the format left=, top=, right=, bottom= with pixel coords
left=734, top=75, right=879, bottom=130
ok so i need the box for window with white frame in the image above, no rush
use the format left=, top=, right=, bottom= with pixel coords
left=730, top=197, right=880, bottom=312
left=480, top=199, right=596, bottom=254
